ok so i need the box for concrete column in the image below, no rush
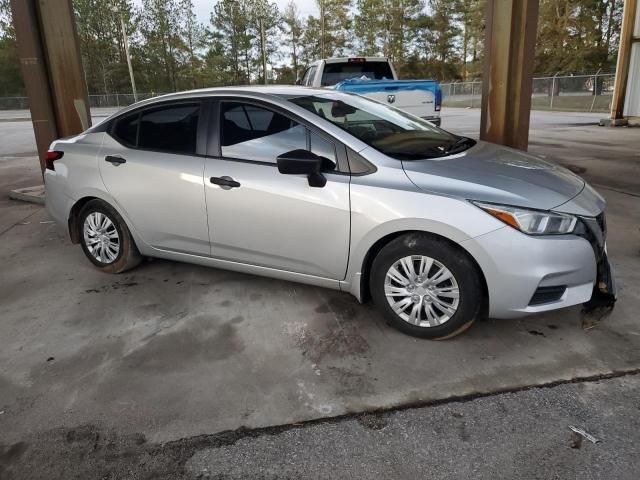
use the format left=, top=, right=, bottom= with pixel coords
left=37, top=0, right=91, bottom=135
left=622, top=0, right=640, bottom=117
left=479, top=0, right=540, bottom=151
left=9, top=0, right=90, bottom=176
left=9, top=0, right=58, bottom=174
left=610, top=0, right=638, bottom=121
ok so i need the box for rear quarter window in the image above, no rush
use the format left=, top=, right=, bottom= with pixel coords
left=110, top=103, right=200, bottom=155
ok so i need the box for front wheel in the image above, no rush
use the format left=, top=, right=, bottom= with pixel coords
left=370, top=233, right=485, bottom=339
left=78, top=199, right=142, bottom=273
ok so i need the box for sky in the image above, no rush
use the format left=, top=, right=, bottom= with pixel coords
left=133, top=0, right=319, bottom=24
left=197, top=0, right=318, bottom=21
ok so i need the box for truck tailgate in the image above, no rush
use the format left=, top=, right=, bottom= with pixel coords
left=334, top=79, right=441, bottom=121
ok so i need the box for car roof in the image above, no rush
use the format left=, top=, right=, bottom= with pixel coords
left=89, top=85, right=349, bottom=131
left=96, top=85, right=334, bottom=123
left=151, top=85, right=328, bottom=102
left=137, top=85, right=329, bottom=107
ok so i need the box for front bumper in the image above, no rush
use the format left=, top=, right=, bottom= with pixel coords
left=461, top=211, right=615, bottom=318
left=576, top=213, right=617, bottom=309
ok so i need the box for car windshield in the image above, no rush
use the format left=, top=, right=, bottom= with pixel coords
left=321, top=61, right=394, bottom=86
left=287, top=93, right=469, bottom=160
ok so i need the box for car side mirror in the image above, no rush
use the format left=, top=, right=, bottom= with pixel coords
left=277, top=149, right=330, bottom=188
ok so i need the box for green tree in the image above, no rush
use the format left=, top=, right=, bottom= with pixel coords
left=459, top=0, right=485, bottom=79
left=0, top=0, right=23, bottom=95
left=250, top=0, right=280, bottom=83
left=210, top=0, right=253, bottom=84
left=317, top=0, right=352, bottom=57
left=139, top=0, right=195, bottom=92
left=181, top=0, right=206, bottom=88
left=353, top=0, right=385, bottom=56
left=383, top=0, right=424, bottom=68
left=535, top=0, right=622, bottom=74
left=73, top=0, right=136, bottom=94
left=281, top=1, right=303, bottom=81
left=299, top=15, right=322, bottom=67
left=425, top=0, right=461, bottom=80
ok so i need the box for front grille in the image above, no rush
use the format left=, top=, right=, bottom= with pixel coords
left=529, top=286, right=567, bottom=306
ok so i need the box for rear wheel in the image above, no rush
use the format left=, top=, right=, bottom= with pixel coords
left=78, top=200, right=142, bottom=273
left=370, top=233, right=485, bottom=339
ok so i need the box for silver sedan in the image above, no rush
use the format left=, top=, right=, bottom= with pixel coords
left=44, top=86, right=615, bottom=339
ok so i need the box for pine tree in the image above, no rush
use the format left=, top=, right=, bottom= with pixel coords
left=250, top=0, right=281, bottom=84
left=316, top=0, right=353, bottom=58
left=0, top=0, right=22, bottom=95
left=281, top=1, right=304, bottom=81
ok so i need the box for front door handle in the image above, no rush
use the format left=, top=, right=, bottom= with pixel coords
left=210, top=176, right=241, bottom=189
left=105, top=155, right=126, bottom=165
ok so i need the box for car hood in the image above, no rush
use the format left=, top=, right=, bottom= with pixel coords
left=401, top=140, right=585, bottom=210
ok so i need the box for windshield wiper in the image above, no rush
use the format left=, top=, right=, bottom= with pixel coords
left=445, top=136, right=476, bottom=155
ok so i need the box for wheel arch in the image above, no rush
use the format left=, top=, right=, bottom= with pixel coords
left=67, top=194, right=146, bottom=253
left=68, top=196, right=99, bottom=243
left=356, top=230, right=489, bottom=311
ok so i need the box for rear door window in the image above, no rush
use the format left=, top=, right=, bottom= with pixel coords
left=111, top=103, right=200, bottom=155
left=138, top=104, right=200, bottom=154
left=112, top=113, right=139, bottom=146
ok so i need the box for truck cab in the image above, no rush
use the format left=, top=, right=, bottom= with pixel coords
left=298, top=57, right=442, bottom=126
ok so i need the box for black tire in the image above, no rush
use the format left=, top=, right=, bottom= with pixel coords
left=78, top=199, right=142, bottom=273
left=370, top=233, right=485, bottom=339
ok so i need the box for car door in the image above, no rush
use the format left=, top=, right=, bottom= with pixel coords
left=203, top=99, right=350, bottom=280
left=99, top=101, right=210, bottom=256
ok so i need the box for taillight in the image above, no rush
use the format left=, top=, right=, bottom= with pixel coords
left=45, top=150, right=63, bottom=170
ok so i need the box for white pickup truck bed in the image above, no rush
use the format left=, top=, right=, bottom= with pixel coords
left=299, top=57, right=442, bottom=126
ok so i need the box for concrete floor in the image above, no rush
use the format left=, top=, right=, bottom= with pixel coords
left=1, top=108, right=640, bottom=477
left=186, top=375, right=640, bottom=479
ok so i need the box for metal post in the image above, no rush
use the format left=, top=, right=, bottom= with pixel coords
left=471, top=81, right=477, bottom=108
left=259, top=17, right=267, bottom=84
left=480, top=0, right=540, bottom=150
left=590, top=68, right=602, bottom=112
left=550, top=72, right=559, bottom=110
left=319, top=0, right=325, bottom=58
left=9, top=0, right=58, bottom=175
left=118, top=11, right=138, bottom=102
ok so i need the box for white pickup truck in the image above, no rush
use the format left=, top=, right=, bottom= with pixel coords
left=298, top=57, right=442, bottom=126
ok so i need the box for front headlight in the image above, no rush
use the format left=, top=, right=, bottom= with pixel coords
left=472, top=202, right=577, bottom=235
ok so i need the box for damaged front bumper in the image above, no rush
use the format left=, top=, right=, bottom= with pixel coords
left=577, top=213, right=617, bottom=310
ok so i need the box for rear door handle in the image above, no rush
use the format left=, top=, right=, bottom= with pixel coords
left=210, top=176, right=240, bottom=189
left=105, top=155, right=126, bottom=165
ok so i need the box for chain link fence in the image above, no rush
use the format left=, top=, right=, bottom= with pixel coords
left=0, top=72, right=616, bottom=113
left=441, top=72, right=616, bottom=113
left=0, top=92, right=167, bottom=111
